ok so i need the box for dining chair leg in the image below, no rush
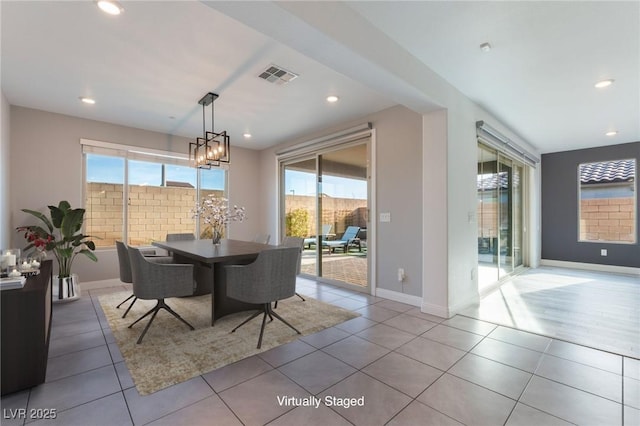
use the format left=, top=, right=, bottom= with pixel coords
left=257, top=305, right=269, bottom=349
left=267, top=304, right=301, bottom=335
left=161, top=300, right=195, bottom=331
left=129, top=299, right=194, bottom=344
left=116, top=293, right=135, bottom=309
left=128, top=304, right=157, bottom=328
left=122, top=296, right=137, bottom=319
left=136, top=307, right=160, bottom=344
left=231, top=309, right=263, bottom=333
left=274, top=292, right=305, bottom=310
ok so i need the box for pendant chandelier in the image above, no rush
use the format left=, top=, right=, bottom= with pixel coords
left=189, top=92, right=230, bottom=168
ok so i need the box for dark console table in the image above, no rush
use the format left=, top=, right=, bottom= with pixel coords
left=1, top=260, right=53, bottom=395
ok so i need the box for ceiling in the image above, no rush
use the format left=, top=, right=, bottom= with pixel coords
left=2, top=1, right=638, bottom=154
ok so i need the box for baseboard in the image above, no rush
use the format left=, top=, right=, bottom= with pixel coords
left=420, top=292, right=480, bottom=319
left=375, top=288, right=422, bottom=307
left=420, top=301, right=450, bottom=319
left=540, top=259, right=640, bottom=276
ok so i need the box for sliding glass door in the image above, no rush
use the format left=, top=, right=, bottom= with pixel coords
left=281, top=139, right=370, bottom=289
left=477, top=143, right=526, bottom=290
left=283, top=157, right=319, bottom=278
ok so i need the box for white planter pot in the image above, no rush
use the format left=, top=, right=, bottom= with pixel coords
left=53, top=274, right=80, bottom=303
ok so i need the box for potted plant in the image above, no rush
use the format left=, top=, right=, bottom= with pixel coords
left=17, top=200, right=97, bottom=302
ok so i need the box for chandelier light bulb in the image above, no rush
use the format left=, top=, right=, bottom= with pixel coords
left=97, top=0, right=124, bottom=15
left=594, top=79, right=614, bottom=89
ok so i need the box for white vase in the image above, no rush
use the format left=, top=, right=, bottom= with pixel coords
left=53, top=274, right=80, bottom=303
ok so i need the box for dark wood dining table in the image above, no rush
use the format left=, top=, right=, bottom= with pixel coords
left=152, top=238, right=277, bottom=326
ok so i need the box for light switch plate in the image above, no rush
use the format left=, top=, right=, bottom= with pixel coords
left=380, top=212, right=391, bottom=222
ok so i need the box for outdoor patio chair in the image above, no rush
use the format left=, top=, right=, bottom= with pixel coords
left=303, top=224, right=333, bottom=249
left=322, top=226, right=361, bottom=254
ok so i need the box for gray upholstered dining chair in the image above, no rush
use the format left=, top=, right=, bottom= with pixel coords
left=115, top=241, right=172, bottom=318
left=165, top=232, right=195, bottom=259
left=127, top=246, right=196, bottom=344
left=224, top=246, right=301, bottom=349
left=166, top=233, right=196, bottom=242
left=279, top=236, right=306, bottom=305
left=252, top=233, right=271, bottom=244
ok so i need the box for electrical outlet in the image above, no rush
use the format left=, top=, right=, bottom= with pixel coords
left=397, top=268, right=405, bottom=282
left=600, top=249, right=608, bottom=256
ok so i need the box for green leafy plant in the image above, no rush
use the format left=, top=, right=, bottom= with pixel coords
left=17, top=201, right=97, bottom=278
left=286, top=208, right=309, bottom=237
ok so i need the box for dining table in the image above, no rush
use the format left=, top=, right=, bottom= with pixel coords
left=152, top=238, right=277, bottom=326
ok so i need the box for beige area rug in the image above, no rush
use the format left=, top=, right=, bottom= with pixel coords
left=99, top=291, right=359, bottom=395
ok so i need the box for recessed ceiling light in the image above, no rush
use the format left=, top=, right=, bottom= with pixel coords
left=79, top=97, right=96, bottom=105
left=96, top=0, right=124, bottom=16
left=326, top=95, right=339, bottom=103
left=605, top=130, right=618, bottom=136
left=594, top=79, right=614, bottom=88
left=243, top=133, right=252, bottom=139
left=480, top=42, right=492, bottom=52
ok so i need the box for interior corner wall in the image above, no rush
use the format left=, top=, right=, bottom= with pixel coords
left=422, top=110, right=448, bottom=315
left=541, top=141, right=640, bottom=267
left=0, top=93, right=10, bottom=248
left=9, top=106, right=261, bottom=282
left=227, top=147, right=261, bottom=242
left=259, top=105, right=424, bottom=299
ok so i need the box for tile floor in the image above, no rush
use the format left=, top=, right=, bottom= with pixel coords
left=1, top=277, right=638, bottom=426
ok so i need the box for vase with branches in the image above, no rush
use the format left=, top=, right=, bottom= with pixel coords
left=192, top=194, right=246, bottom=244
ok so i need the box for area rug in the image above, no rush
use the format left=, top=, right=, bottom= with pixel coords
left=99, top=291, right=359, bottom=395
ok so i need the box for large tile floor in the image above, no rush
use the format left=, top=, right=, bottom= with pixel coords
left=2, top=276, right=638, bottom=426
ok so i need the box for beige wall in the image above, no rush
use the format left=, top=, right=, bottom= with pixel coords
left=9, top=106, right=261, bottom=281
left=259, top=105, right=424, bottom=298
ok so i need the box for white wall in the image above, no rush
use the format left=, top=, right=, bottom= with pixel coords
left=430, top=99, right=541, bottom=317
left=258, top=105, right=424, bottom=299
left=0, top=92, right=10, bottom=248
left=9, top=106, right=261, bottom=281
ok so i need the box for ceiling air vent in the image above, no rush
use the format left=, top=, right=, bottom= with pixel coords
left=258, top=64, right=298, bottom=85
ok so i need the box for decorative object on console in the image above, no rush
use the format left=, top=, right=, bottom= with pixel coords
left=192, top=194, right=246, bottom=244
left=17, top=200, right=97, bottom=302
left=1, top=248, right=20, bottom=277
left=189, top=92, right=230, bottom=168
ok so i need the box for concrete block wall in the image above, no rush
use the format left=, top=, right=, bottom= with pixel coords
left=580, top=197, right=635, bottom=242
left=85, top=183, right=220, bottom=246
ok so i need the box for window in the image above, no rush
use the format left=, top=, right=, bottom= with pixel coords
left=83, top=140, right=226, bottom=248
left=578, top=159, right=636, bottom=244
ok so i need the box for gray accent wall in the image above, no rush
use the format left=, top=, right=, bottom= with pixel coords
left=541, top=142, right=640, bottom=267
